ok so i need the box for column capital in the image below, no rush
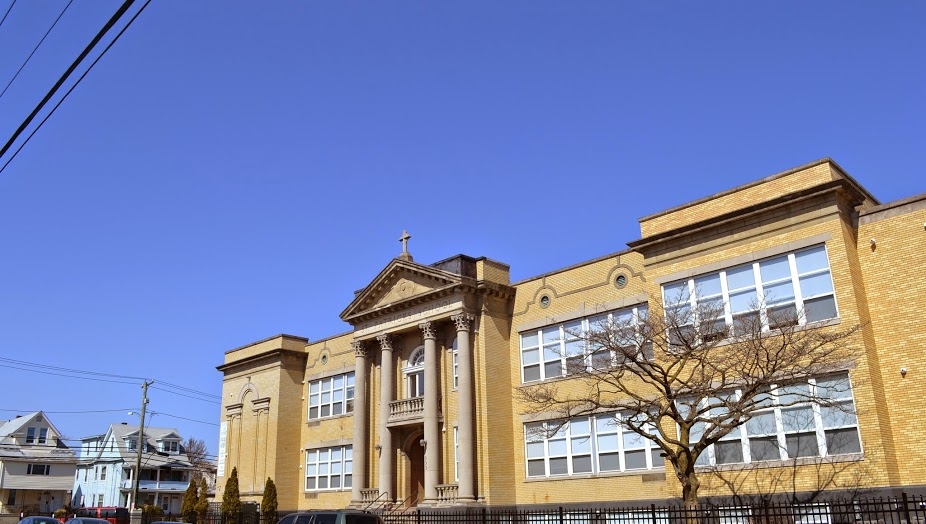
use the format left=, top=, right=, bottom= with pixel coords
left=352, top=340, right=369, bottom=358
left=451, top=312, right=475, bottom=332
left=418, top=321, right=436, bottom=339
left=376, top=333, right=393, bottom=351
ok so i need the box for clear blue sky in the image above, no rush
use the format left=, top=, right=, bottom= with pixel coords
left=1, top=1, right=923, bottom=457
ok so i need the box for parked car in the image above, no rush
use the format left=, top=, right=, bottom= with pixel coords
left=63, top=518, right=112, bottom=524
left=276, top=511, right=383, bottom=524
left=72, top=508, right=129, bottom=524
left=18, top=517, right=61, bottom=524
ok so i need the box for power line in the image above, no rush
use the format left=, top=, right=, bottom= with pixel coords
left=0, top=0, right=153, bottom=176
left=150, top=411, right=219, bottom=426
left=0, top=0, right=75, bottom=100
left=0, top=408, right=133, bottom=414
left=0, top=356, right=219, bottom=402
left=0, top=0, right=137, bottom=167
left=0, top=0, right=16, bottom=30
left=150, top=386, right=221, bottom=404
left=0, top=362, right=140, bottom=385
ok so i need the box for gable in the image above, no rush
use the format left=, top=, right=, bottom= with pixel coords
left=371, top=272, right=445, bottom=310
left=341, top=259, right=463, bottom=322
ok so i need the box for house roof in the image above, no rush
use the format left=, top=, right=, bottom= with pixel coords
left=79, top=423, right=193, bottom=469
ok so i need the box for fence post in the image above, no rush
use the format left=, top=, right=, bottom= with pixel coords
left=651, top=503, right=658, bottom=524
left=902, top=493, right=913, bottom=524
left=559, top=506, right=565, bottom=524
left=482, top=507, right=487, bottom=524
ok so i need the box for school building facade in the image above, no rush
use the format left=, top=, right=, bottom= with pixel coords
left=213, top=158, right=926, bottom=510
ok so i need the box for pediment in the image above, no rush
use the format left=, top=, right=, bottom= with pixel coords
left=340, top=258, right=463, bottom=323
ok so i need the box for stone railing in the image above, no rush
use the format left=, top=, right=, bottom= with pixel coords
left=389, top=397, right=424, bottom=423
left=435, top=484, right=458, bottom=503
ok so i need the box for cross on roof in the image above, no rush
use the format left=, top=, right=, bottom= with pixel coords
left=399, top=230, right=411, bottom=253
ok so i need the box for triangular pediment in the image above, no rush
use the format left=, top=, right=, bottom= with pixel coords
left=340, top=258, right=463, bottom=323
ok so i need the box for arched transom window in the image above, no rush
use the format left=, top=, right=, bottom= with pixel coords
left=404, top=346, right=425, bottom=398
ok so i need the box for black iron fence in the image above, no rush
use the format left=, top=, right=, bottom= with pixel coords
left=139, top=494, right=926, bottom=524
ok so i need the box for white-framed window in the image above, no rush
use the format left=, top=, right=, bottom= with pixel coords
left=404, top=346, right=425, bottom=398
left=38, top=428, right=47, bottom=444
left=519, top=304, right=649, bottom=383
left=662, top=245, right=838, bottom=344
left=452, top=337, right=459, bottom=389
left=100, top=466, right=107, bottom=480
left=305, top=446, right=352, bottom=491
left=524, top=412, right=663, bottom=478
left=162, top=441, right=179, bottom=453
left=97, top=494, right=104, bottom=506
left=453, top=427, right=459, bottom=481
left=27, top=464, right=51, bottom=475
left=688, top=373, right=861, bottom=467
left=128, top=438, right=137, bottom=450
left=308, top=372, right=355, bottom=420
left=26, top=427, right=35, bottom=444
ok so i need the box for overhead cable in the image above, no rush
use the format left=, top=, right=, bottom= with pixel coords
left=0, top=0, right=76, bottom=100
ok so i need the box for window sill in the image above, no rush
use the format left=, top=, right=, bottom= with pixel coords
left=696, top=452, right=864, bottom=472
left=525, top=468, right=666, bottom=483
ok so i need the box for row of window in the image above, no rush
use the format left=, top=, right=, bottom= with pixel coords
left=305, top=446, right=353, bottom=490
left=520, top=305, right=650, bottom=383
left=519, top=245, right=838, bottom=384
left=690, top=374, right=860, bottom=466
left=525, top=413, right=663, bottom=478
left=521, top=373, right=860, bottom=478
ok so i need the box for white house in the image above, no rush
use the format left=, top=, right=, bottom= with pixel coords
left=0, top=412, right=77, bottom=516
left=74, top=423, right=196, bottom=513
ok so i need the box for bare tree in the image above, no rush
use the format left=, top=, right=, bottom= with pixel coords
left=517, top=292, right=862, bottom=506
left=184, top=436, right=211, bottom=483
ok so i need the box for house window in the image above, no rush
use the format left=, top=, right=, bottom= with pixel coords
left=128, top=438, right=137, bottom=450
left=27, top=464, right=51, bottom=475
left=100, top=466, right=107, bottom=481
left=84, top=469, right=88, bottom=481
left=524, top=412, right=663, bottom=478
left=520, top=304, right=650, bottom=383
left=662, top=245, right=838, bottom=344
left=688, top=373, right=861, bottom=466
left=305, top=446, right=352, bottom=491
left=162, top=441, right=179, bottom=453
left=7, top=489, right=16, bottom=505
left=26, top=427, right=35, bottom=444
left=38, top=428, right=48, bottom=444
left=97, top=495, right=104, bottom=506
left=308, top=372, right=355, bottom=420
left=404, top=346, right=425, bottom=398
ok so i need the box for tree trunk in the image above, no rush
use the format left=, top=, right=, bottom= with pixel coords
left=674, top=454, right=701, bottom=522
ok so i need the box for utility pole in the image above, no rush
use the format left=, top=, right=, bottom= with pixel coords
left=133, top=380, right=154, bottom=510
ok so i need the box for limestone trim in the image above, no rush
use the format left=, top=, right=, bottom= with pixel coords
left=236, top=382, right=260, bottom=404
left=377, top=333, right=393, bottom=351
left=340, top=258, right=466, bottom=323
left=304, top=437, right=353, bottom=449
left=304, top=365, right=356, bottom=383
left=352, top=340, right=369, bottom=357
left=251, top=397, right=270, bottom=413
left=629, top=180, right=861, bottom=251
left=225, top=403, right=243, bottom=417
left=419, top=321, right=437, bottom=339
left=859, top=192, right=926, bottom=225
left=652, top=232, right=832, bottom=285
left=515, top=294, right=648, bottom=333
left=512, top=258, right=645, bottom=317
left=637, top=157, right=877, bottom=223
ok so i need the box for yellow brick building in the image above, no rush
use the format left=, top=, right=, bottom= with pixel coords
left=214, top=158, right=926, bottom=510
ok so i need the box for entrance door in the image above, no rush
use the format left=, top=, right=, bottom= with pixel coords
left=406, top=438, right=425, bottom=507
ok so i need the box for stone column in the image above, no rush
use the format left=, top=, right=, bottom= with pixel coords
left=350, top=340, right=369, bottom=504
left=451, top=313, right=476, bottom=502
left=377, top=334, right=394, bottom=502
left=419, top=321, right=441, bottom=503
